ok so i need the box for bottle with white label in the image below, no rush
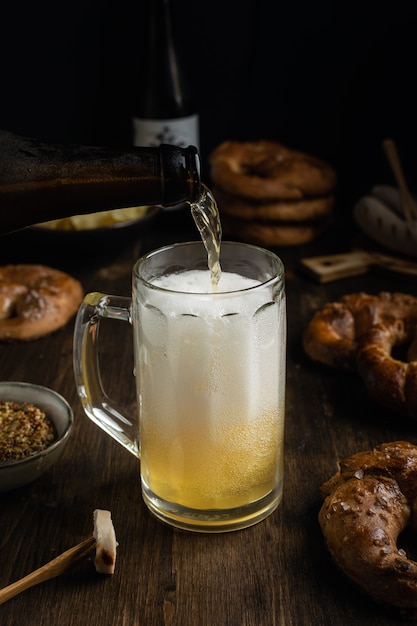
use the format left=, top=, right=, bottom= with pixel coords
left=131, top=0, right=199, bottom=151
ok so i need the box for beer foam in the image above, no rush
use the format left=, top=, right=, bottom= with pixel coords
left=153, top=269, right=260, bottom=294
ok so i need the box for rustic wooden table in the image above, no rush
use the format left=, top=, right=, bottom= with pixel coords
left=1, top=207, right=417, bottom=626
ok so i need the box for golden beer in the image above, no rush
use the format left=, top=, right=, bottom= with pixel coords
left=135, top=268, right=286, bottom=526
left=75, top=240, right=286, bottom=532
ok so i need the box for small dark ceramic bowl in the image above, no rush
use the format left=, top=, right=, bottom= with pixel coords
left=0, top=382, right=73, bottom=492
left=0, top=205, right=162, bottom=263
left=30, top=205, right=162, bottom=250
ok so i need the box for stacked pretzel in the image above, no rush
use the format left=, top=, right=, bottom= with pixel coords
left=209, top=139, right=337, bottom=246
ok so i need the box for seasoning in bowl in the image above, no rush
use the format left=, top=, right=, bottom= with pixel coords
left=0, top=401, right=57, bottom=463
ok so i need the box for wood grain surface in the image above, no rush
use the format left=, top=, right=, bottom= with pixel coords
left=1, top=209, right=417, bottom=626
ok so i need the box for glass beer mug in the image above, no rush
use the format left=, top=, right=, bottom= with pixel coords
left=73, top=241, right=286, bottom=533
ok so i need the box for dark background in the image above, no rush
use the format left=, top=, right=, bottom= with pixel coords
left=1, top=1, right=416, bottom=207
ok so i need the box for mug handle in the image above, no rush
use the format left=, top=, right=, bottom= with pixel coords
left=73, top=291, right=140, bottom=458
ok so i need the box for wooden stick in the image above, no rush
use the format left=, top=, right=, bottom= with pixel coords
left=0, top=536, right=96, bottom=606
left=383, top=138, right=417, bottom=225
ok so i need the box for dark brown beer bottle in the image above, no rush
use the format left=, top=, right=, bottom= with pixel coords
left=131, top=0, right=199, bottom=150
left=0, top=129, right=201, bottom=234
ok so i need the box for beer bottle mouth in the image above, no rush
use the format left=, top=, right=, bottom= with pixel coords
left=160, top=144, right=201, bottom=205
left=185, top=145, right=202, bottom=203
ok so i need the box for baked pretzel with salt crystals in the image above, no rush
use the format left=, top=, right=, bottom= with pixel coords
left=0, top=264, right=83, bottom=341
left=356, top=319, right=417, bottom=420
left=303, top=291, right=417, bottom=419
left=303, top=292, right=417, bottom=370
left=319, top=441, right=417, bottom=617
left=209, top=140, right=337, bottom=201
left=212, top=185, right=334, bottom=222
left=219, top=212, right=329, bottom=247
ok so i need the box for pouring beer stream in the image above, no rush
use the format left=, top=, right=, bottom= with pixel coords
left=190, top=184, right=222, bottom=289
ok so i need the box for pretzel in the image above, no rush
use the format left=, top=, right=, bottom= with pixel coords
left=212, top=186, right=334, bottom=222
left=0, top=264, right=83, bottom=341
left=356, top=320, right=417, bottom=420
left=319, top=441, right=417, bottom=617
left=303, top=292, right=417, bottom=369
left=303, top=292, right=417, bottom=419
left=209, top=140, right=337, bottom=201
left=220, top=212, right=329, bottom=247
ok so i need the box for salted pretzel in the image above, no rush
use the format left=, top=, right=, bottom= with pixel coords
left=209, top=139, right=336, bottom=247
left=209, top=140, right=337, bottom=201
left=319, top=441, right=417, bottom=616
left=303, top=292, right=417, bottom=370
left=356, top=320, right=417, bottom=420
left=220, top=212, right=329, bottom=247
left=0, top=264, right=83, bottom=341
left=212, top=186, right=334, bottom=223
left=303, top=292, right=417, bottom=419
